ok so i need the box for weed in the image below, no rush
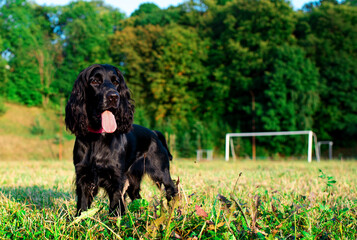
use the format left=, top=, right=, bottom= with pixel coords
left=30, top=118, right=45, bottom=135
left=318, top=169, right=337, bottom=192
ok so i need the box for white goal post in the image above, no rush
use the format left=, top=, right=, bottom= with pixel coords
left=225, top=131, right=320, bottom=162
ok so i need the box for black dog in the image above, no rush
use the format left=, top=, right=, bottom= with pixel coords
left=65, top=64, right=177, bottom=216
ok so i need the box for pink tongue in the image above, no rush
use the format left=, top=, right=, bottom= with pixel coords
left=101, top=111, right=117, bottom=133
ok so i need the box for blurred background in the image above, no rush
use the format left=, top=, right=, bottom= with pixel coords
left=0, top=0, right=356, bottom=160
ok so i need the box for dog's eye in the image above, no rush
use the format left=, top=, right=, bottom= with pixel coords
left=111, top=77, right=119, bottom=86
left=90, top=77, right=102, bottom=85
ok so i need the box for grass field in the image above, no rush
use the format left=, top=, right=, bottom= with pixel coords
left=0, top=159, right=356, bottom=239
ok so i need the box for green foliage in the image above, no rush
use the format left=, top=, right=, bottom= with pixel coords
left=0, top=97, right=6, bottom=116
left=110, top=23, right=211, bottom=156
left=297, top=2, right=357, bottom=145
left=0, top=37, right=8, bottom=97
left=262, top=45, right=319, bottom=132
left=1, top=0, right=357, bottom=157
left=0, top=0, right=57, bottom=106
left=131, top=3, right=160, bottom=17
left=129, top=4, right=182, bottom=26
left=344, top=0, right=357, bottom=5
left=318, top=169, right=337, bottom=191
left=258, top=45, right=320, bottom=154
left=30, top=118, right=45, bottom=135
left=53, top=0, right=125, bottom=96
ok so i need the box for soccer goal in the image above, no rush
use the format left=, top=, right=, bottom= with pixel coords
left=225, top=131, right=320, bottom=162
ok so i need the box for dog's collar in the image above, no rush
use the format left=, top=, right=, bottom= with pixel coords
left=88, top=126, right=105, bottom=134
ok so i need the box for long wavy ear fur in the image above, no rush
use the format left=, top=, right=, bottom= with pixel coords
left=114, top=67, right=135, bottom=133
left=65, top=69, right=89, bottom=136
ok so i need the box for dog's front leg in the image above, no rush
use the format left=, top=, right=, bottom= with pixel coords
left=108, top=188, right=125, bottom=216
left=105, top=174, right=126, bottom=216
left=75, top=164, right=99, bottom=216
left=75, top=181, right=98, bottom=216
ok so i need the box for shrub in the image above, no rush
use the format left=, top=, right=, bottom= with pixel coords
left=0, top=97, right=7, bottom=116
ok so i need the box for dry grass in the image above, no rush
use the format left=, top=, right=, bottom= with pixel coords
left=0, top=103, right=74, bottom=160
left=0, top=135, right=74, bottom=160
left=0, top=159, right=356, bottom=239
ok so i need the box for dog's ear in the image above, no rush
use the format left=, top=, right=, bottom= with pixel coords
left=114, top=67, right=135, bottom=133
left=65, top=68, right=89, bottom=136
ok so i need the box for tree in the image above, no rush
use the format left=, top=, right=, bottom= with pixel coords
left=259, top=45, right=320, bottom=154
left=110, top=23, right=210, bottom=156
left=131, top=3, right=160, bottom=17
left=0, top=0, right=58, bottom=106
left=205, top=0, right=297, bottom=129
left=110, top=24, right=164, bottom=110
left=296, top=2, right=357, bottom=145
left=201, top=0, right=323, bottom=156
left=302, top=0, right=339, bottom=11
left=343, top=0, right=357, bottom=5
left=0, top=35, right=8, bottom=97
left=53, top=0, right=125, bottom=97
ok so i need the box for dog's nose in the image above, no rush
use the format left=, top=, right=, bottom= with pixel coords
left=107, top=92, right=119, bottom=104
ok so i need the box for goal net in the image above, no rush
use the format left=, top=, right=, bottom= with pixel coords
left=225, top=131, right=320, bottom=162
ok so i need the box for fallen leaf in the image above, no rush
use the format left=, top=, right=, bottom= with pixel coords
left=195, top=205, right=208, bottom=218
left=208, top=222, right=225, bottom=230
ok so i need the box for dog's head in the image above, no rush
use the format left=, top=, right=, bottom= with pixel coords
left=65, top=64, right=134, bottom=136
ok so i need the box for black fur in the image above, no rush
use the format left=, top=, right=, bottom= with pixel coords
left=65, top=64, right=177, bottom=216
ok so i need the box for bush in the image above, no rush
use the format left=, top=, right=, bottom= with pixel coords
left=0, top=98, right=7, bottom=116
left=30, top=119, right=45, bottom=135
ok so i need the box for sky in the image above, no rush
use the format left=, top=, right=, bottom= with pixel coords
left=32, top=0, right=314, bottom=16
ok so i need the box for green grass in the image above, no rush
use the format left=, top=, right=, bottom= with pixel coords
left=0, top=159, right=356, bottom=239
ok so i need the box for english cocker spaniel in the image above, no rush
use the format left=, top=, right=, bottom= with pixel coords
left=65, top=64, right=177, bottom=216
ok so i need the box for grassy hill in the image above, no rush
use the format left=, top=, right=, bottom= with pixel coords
left=0, top=103, right=74, bottom=160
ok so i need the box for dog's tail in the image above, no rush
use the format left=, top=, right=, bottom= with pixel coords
left=154, top=130, right=173, bottom=161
